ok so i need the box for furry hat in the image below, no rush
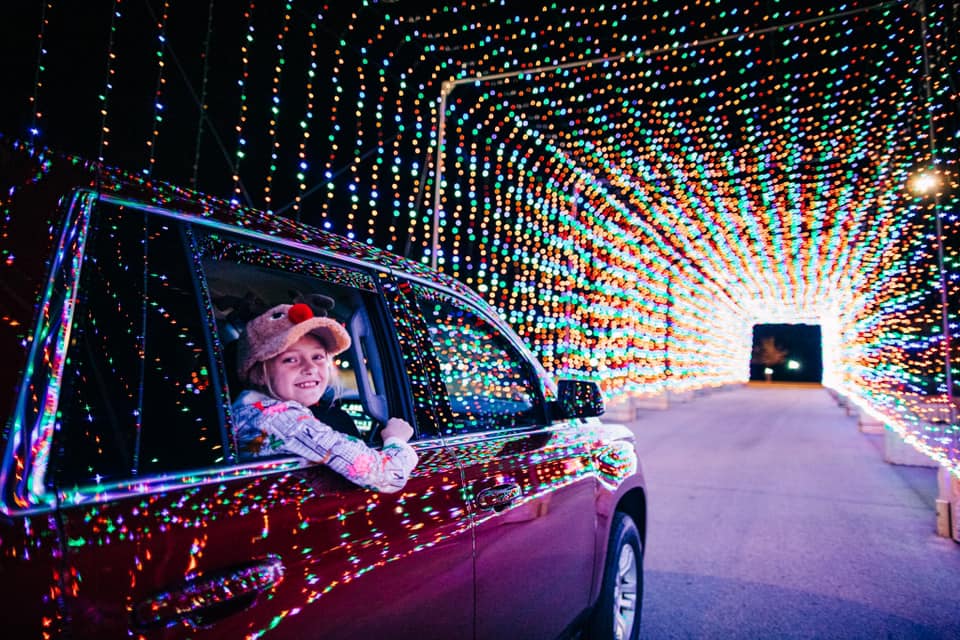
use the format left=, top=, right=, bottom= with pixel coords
left=237, top=302, right=351, bottom=384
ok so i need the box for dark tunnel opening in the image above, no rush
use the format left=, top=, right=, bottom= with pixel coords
left=750, top=324, right=824, bottom=383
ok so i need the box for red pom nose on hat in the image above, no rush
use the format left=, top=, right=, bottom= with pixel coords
left=288, top=302, right=314, bottom=324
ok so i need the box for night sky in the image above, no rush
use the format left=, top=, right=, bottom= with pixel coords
left=750, top=323, right=824, bottom=383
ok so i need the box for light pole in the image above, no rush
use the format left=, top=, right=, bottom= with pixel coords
left=430, top=79, right=456, bottom=272
left=908, top=166, right=956, bottom=425
left=911, top=0, right=956, bottom=427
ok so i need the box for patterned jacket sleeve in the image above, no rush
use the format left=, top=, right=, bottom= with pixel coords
left=232, top=391, right=418, bottom=493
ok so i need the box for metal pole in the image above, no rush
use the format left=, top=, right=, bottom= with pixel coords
left=915, top=0, right=956, bottom=425
left=931, top=194, right=956, bottom=424
left=431, top=81, right=453, bottom=272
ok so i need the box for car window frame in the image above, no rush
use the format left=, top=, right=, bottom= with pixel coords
left=50, top=203, right=237, bottom=488
left=3, top=192, right=308, bottom=512
left=190, top=227, right=426, bottom=456
left=3, top=188, right=98, bottom=512
left=6, top=190, right=449, bottom=513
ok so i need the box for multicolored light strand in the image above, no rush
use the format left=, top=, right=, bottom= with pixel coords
left=97, top=0, right=122, bottom=162
left=262, top=2, right=294, bottom=212
left=144, top=0, right=171, bottom=175
left=231, top=0, right=257, bottom=206
left=27, top=1, right=52, bottom=139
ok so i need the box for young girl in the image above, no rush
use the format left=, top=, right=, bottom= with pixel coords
left=231, top=302, right=417, bottom=493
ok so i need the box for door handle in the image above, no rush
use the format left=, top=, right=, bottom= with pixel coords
left=476, top=483, right=522, bottom=511
left=132, top=555, right=284, bottom=630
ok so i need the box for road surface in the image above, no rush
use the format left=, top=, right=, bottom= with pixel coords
left=627, top=383, right=960, bottom=639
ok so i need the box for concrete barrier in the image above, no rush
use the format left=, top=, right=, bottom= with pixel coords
left=883, top=429, right=938, bottom=468
left=603, top=396, right=636, bottom=422
left=936, top=466, right=960, bottom=542
left=935, top=466, right=960, bottom=542
left=936, top=466, right=953, bottom=538
left=858, top=410, right=885, bottom=434
left=953, top=473, right=960, bottom=544
left=832, top=392, right=858, bottom=417
left=667, top=390, right=694, bottom=404
left=634, top=392, right=669, bottom=410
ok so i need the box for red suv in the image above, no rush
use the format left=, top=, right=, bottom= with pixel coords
left=0, top=140, right=646, bottom=640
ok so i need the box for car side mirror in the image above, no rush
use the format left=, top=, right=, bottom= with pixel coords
left=552, top=379, right=605, bottom=420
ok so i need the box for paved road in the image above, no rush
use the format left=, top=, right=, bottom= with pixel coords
left=626, top=383, right=960, bottom=639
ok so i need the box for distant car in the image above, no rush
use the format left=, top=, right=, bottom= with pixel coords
left=0, top=139, right=646, bottom=640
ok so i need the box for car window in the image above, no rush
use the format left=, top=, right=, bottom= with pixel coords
left=414, top=287, right=544, bottom=435
left=51, top=201, right=224, bottom=488
left=195, top=233, right=401, bottom=450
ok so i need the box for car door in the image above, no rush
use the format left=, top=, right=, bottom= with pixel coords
left=44, top=199, right=474, bottom=639
left=407, top=282, right=600, bottom=639
left=195, top=230, right=477, bottom=640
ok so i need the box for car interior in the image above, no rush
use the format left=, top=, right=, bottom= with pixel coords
left=202, top=258, right=390, bottom=448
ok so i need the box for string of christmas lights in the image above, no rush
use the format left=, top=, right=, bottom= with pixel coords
left=261, top=2, right=294, bottom=212
left=290, top=10, right=324, bottom=217
left=28, top=1, right=52, bottom=140
left=231, top=1, right=256, bottom=206
left=97, top=0, right=123, bottom=162
left=144, top=0, right=171, bottom=175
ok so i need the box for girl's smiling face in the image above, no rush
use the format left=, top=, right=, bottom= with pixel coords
left=264, top=333, right=331, bottom=406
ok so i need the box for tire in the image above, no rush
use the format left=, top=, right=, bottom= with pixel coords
left=588, top=512, right=643, bottom=640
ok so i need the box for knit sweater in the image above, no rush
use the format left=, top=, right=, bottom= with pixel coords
left=232, top=390, right=418, bottom=493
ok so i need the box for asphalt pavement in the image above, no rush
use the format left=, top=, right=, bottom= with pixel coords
left=626, top=383, right=960, bottom=640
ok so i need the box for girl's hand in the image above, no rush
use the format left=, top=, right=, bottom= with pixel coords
left=381, top=417, right=414, bottom=442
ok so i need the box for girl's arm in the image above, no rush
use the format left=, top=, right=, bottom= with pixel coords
left=234, top=394, right=418, bottom=492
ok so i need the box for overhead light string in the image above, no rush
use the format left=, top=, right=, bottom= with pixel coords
left=262, top=1, right=295, bottom=213
left=144, top=0, right=171, bottom=176
left=28, top=1, right=52, bottom=141
left=292, top=9, right=324, bottom=220
left=97, top=0, right=123, bottom=163
left=191, top=0, right=216, bottom=189
left=231, top=1, right=256, bottom=206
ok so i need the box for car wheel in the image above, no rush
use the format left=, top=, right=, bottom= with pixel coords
left=588, top=512, right=642, bottom=640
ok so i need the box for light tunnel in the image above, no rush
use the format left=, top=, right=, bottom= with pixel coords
left=323, top=0, right=959, bottom=472
left=1, top=1, right=956, bottom=471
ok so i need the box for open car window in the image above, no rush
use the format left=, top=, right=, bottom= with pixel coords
left=195, top=233, right=397, bottom=451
